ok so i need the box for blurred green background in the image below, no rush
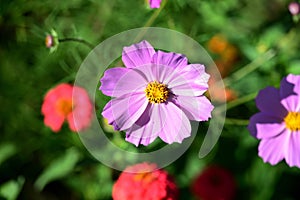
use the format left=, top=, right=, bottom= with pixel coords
left=1, top=0, right=300, bottom=199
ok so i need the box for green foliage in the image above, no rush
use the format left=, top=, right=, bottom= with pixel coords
left=1, top=0, right=300, bottom=199
left=0, top=177, right=24, bottom=200
left=0, top=143, right=17, bottom=165
left=34, top=148, right=80, bottom=191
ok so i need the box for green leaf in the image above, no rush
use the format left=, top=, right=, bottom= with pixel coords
left=86, top=165, right=113, bottom=199
left=34, top=148, right=80, bottom=191
left=177, top=153, right=205, bottom=187
left=0, top=177, right=25, bottom=200
left=0, top=143, right=17, bottom=165
left=287, top=60, right=300, bottom=74
left=246, top=158, right=281, bottom=200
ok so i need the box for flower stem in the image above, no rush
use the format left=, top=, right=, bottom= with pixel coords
left=144, top=0, right=167, bottom=27
left=226, top=92, right=258, bottom=111
left=58, top=38, right=94, bottom=49
left=225, top=118, right=249, bottom=126
left=223, top=49, right=276, bottom=87
left=134, top=0, right=168, bottom=42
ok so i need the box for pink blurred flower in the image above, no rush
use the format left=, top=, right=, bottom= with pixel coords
left=112, top=163, right=178, bottom=200
left=149, top=0, right=162, bottom=9
left=248, top=74, right=300, bottom=168
left=192, top=165, right=236, bottom=200
left=289, top=2, right=300, bottom=15
left=41, top=83, right=92, bottom=132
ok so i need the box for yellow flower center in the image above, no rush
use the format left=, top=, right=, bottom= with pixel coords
left=56, top=99, right=73, bottom=116
left=145, top=81, right=169, bottom=104
left=134, top=172, right=155, bottom=183
left=284, top=112, right=300, bottom=131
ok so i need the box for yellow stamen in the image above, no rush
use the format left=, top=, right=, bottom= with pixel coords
left=145, top=81, right=169, bottom=104
left=134, top=172, right=156, bottom=183
left=284, top=112, right=300, bottom=131
left=56, top=99, right=73, bottom=116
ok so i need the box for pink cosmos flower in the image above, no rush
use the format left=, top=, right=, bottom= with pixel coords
left=149, top=0, right=162, bottom=9
left=112, top=163, right=178, bottom=200
left=42, top=83, right=92, bottom=132
left=100, top=40, right=213, bottom=146
left=248, top=74, right=300, bottom=168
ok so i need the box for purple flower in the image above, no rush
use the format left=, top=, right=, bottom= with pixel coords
left=100, top=40, right=214, bottom=146
left=248, top=74, right=300, bottom=168
left=149, top=0, right=162, bottom=9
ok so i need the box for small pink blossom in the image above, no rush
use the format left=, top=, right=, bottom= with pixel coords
left=149, top=0, right=162, bottom=9
left=289, top=2, right=300, bottom=15
left=41, top=83, right=92, bottom=132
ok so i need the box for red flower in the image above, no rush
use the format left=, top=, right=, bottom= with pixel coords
left=41, top=83, right=92, bottom=132
left=192, top=166, right=236, bottom=200
left=112, top=163, right=179, bottom=200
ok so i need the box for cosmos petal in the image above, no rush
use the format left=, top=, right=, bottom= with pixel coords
left=285, top=130, right=300, bottom=168
left=280, top=74, right=300, bottom=112
left=156, top=102, right=191, bottom=144
left=258, top=131, right=287, bottom=165
left=281, top=96, right=300, bottom=113
left=172, top=95, right=213, bottom=121
left=255, top=87, right=287, bottom=117
left=125, top=105, right=161, bottom=146
left=122, top=40, right=155, bottom=68
left=102, top=93, right=149, bottom=131
left=248, top=113, right=285, bottom=138
left=100, top=67, right=129, bottom=96
left=169, top=64, right=209, bottom=96
left=100, top=67, right=147, bottom=97
left=152, top=50, right=188, bottom=70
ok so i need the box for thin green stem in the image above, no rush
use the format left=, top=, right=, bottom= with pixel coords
left=215, top=92, right=257, bottom=114
left=226, top=92, right=258, bottom=111
left=223, top=49, right=276, bottom=87
left=144, top=0, right=167, bottom=27
left=225, top=118, right=249, bottom=126
left=134, top=0, right=168, bottom=42
left=59, top=38, right=94, bottom=49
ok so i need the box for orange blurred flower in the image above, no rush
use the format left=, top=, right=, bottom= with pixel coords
left=207, top=35, right=239, bottom=78
left=208, top=35, right=228, bottom=54
left=207, top=35, right=239, bottom=102
left=208, top=75, right=237, bottom=102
